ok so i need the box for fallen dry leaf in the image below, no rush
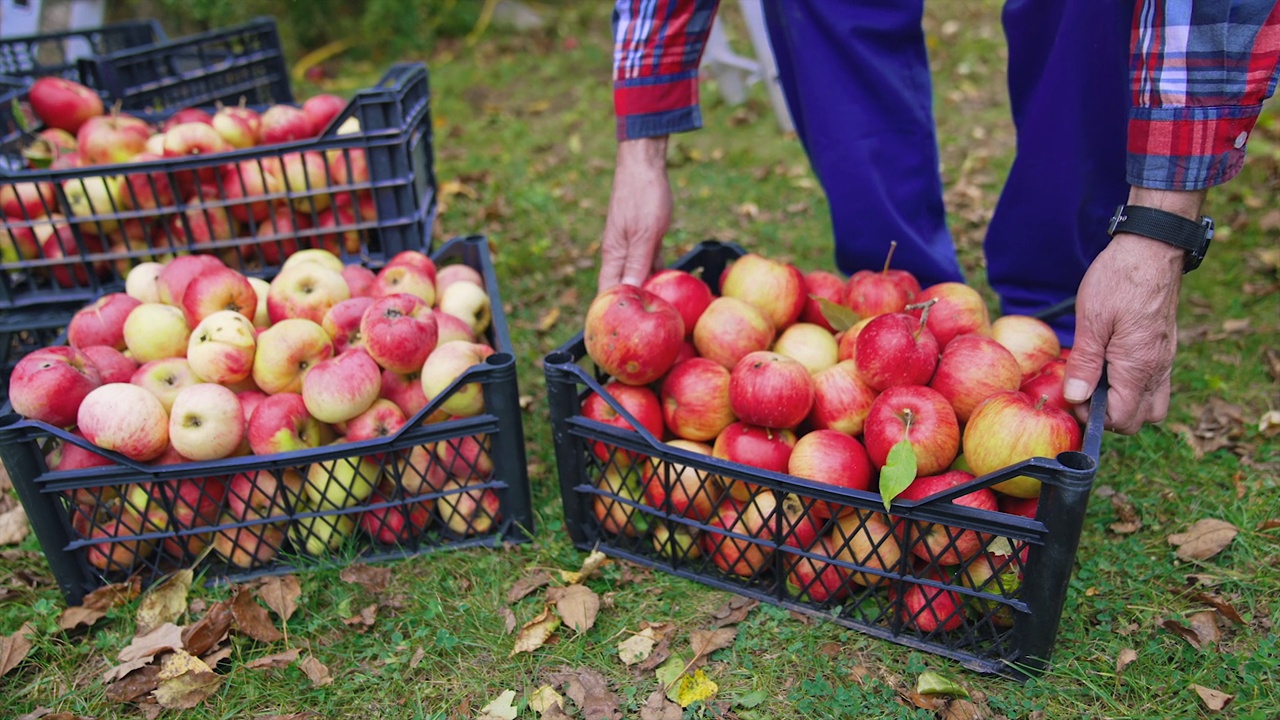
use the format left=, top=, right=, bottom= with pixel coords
left=528, top=684, right=565, bottom=714
left=508, top=569, right=554, bottom=603
left=255, top=575, right=301, bottom=622
left=1116, top=648, right=1138, bottom=673
left=1178, top=588, right=1247, bottom=625
left=550, top=584, right=599, bottom=634
left=674, top=668, right=719, bottom=708
left=537, top=308, right=561, bottom=333
left=409, top=646, right=425, bottom=669
left=710, top=596, right=758, bottom=627
left=1161, top=612, right=1221, bottom=651
left=1168, top=519, right=1239, bottom=561
left=59, top=579, right=142, bottom=630
left=118, top=622, right=185, bottom=663
left=689, top=627, right=736, bottom=669
left=299, top=654, right=333, bottom=686
left=1108, top=492, right=1142, bottom=534
left=639, top=689, right=682, bottom=720
left=618, top=627, right=660, bottom=666
left=245, top=648, right=301, bottom=670
left=136, top=569, right=193, bottom=637
left=0, top=622, right=35, bottom=677
left=181, top=599, right=234, bottom=658
left=500, top=607, right=517, bottom=634
left=342, top=603, right=378, bottom=628
left=231, top=586, right=284, bottom=643
left=102, top=655, right=157, bottom=684
left=939, top=699, right=985, bottom=720
left=201, top=645, right=232, bottom=668
left=104, top=664, right=161, bottom=703
left=1169, top=397, right=1246, bottom=459
left=339, top=564, right=391, bottom=593
left=510, top=606, right=561, bottom=657
left=476, top=689, right=519, bottom=720
left=152, top=649, right=222, bottom=709
left=1258, top=519, right=1280, bottom=531
left=1193, top=684, right=1234, bottom=712
left=1259, top=410, right=1280, bottom=436
left=560, top=549, right=609, bottom=584
left=0, top=504, right=29, bottom=546
left=548, top=667, right=622, bottom=720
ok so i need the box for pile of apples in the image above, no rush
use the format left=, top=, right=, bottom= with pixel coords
left=581, top=250, right=1082, bottom=633
left=7, top=245, right=503, bottom=574
left=0, top=75, right=374, bottom=273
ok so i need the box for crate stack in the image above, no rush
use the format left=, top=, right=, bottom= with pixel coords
left=0, top=19, right=530, bottom=605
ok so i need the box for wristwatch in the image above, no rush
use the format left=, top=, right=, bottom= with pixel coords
left=1107, top=204, right=1214, bottom=273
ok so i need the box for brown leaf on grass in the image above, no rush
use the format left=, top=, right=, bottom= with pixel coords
left=618, top=627, right=661, bottom=666
left=500, top=607, right=517, bottom=634
left=1116, top=648, right=1138, bottom=673
left=182, top=599, right=233, bottom=658
left=59, top=578, right=142, bottom=630
left=1264, top=348, right=1280, bottom=382
left=0, top=504, right=29, bottom=545
left=1161, top=612, right=1221, bottom=650
left=1168, top=519, right=1238, bottom=561
left=1108, top=492, right=1142, bottom=534
left=547, top=667, right=622, bottom=720
left=548, top=584, right=599, bottom=633
left=299, top=654, right=333, bottom=686
left=342, top=603, right=378, bottom=628
left=231, top=586, right=284, bottom=643
left=245, top=648, right=301, bottom=670
left=1259, top=410, right=1280, bottom=437
left=103, top=656, right=156, bottom=684
left=201, top=645, right=232, bottom=668
left=1193, top=684, right=1234, bottom=712
left=1177, top=588, right=1247, bottom=625
left=709, top=596, right=759, bottom=627
left=636, top=629, right=675, bottom=673
left=1168, top=398, right=1246, bottom=459
left=688, top=628, right=736, bottom=670
left=560, top=549, right=609, bottom=584
left=104, top=664, right=161, bottom=703
left=536, top=308, right=561, bottom=333
left=339, top=564, right=391, bottom=594
left=152, top=649, right=222, bottom=709
left=0, top=622, right=35, bottom=677
left=507, top=569, right=554, bottom=603
left=255, top=715, right=323, bottom=720
left=118, top=622, right=185, bottom=663
left=510, top=606, right=561, bottom=657
left=1258, top=519, right=1280, bottom=531
left=639, top=689, right=683, bottom=720
left=255, top=575, right=301, bottom=622
left=136, top=569, right=192, bottom=636
left=939, top=699, right=985, bottom=720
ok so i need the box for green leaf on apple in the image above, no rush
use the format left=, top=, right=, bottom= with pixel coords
left=11, top=98, right=31, bottom=134
left=878, top=438, right=918, bottom=511
left=815, top=297, right=858, bottom=333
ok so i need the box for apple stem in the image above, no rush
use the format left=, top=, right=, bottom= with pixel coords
left=904, top=298, right=938, bottom=339
left=902, top=408, right=914, bottom=434
left=110, top=100, right=123, bottom=118
left=1034, top=394, right=1049, bottom=411
left=881, top=241, right=898, bottom=274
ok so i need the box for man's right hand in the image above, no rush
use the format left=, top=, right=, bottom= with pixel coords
left=598, top=137, right=672, bottom=293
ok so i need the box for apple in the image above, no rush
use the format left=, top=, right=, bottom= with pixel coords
left=142, top=473, right=227, bottom=559
left=321, top=296, right=375, bottom=352
left=807, top=359, right=879, bottom=436
left=955, top=548, right=1024, bottom=627
left=156, top=254, right=226, bottom=307
left=125, top=261, right=165, bottom=303
left=213, top=520, right=286, bottom=569
left=583, top=284, right=684, bottom=386
left=437, top=433, right=494, bottom=481
left=990, top=314, right=1061, bottom=382
left=8, top=346, right=102, bottom=427
left=641, top=269, right=713, bottom=338
left=27, top=76, right=104, bottom=134
left=302, top=93, right=347, bottom=134
left=831, top=510, right=904, bottom=588
left=784, top=536, right=852, bottom=604
left=589, top=465, right=646, bottom=537
left=62, top=175, right=123, bottom=233
left=251, top=206, right=306, bottom=266
left=659, top=357, right=735, bottom=442
left=899, top=570, right=965, bottom=633
left=122, top=302, right=191, bottom=363
left=1, top=224, right=38, bottom=264
left=385, top=250, right=437, bottom=282
left=162, top=108, right=214, bottom=131
left=221, top=157, right=283, bottom=223
left=381, top=368, right=430, bottom=419
left=712, top=422, right=797, bottom=501
left=207, top=105, right=257, bottom=148
left=651, top=521, right=702, bottom=561
left=274, top=150, right=331, bottom=211
left=81, top=345, right=138, bottom=384
left=130, top=357, right=198, bottom=412
left=854, top=312, right=940, bottom=391
left=84, top=509, right=154, bottom=572
left=361, top=293, right=438, bottom=373
left=187, top=310, right=257, bottom=384
left=963, top=390, right=1083, bottom=498
left=360, top=478, right=433, bottom=545
left=66, top=293, right=140, bottom=350
left=433, top=309, right=477, bottom=346
left=252, top=318, right=334, bottom=395
left=777, top=492, right=823, bottom=549
left=41, top=224, right=107, bottom=288
left=369, top=262, right=436, bottom=305
left=438, top=281, right=492, bottom=337
left=289, top=512, right=356, bottom=556
left=247, top=277, right=271, bottom=328
left=169, top=190, right=236, bottom=249
left=692, top=296, right=775, bottom=370
left=77, top=383, right=169, bottom=461
left=394, top=443, right=449, bottom=496
left=304, top=443, right=381, bottom=509
left=259, top=104, right=315, bottom=145
left=1019, top=358, right=1070, bottom=414
left=701, top=491, right=778, bottom=578
left=435, top=263, right=485, bottom=297
left=729, top=351, right=814, bottom=430
left=927, top=333, right=1022, bottom=423
left=894, top=470, right=999, bottom=565
left=117, top=152, right=175, bottom=211
left=580, top=380, right=665, bottom=466
left=720, top=253, right=806, bottom=331
left=341, top=264, right=377, bottom=298
left=301, top=348, right=382, bottom=424
left=77, top=113, right=151, bottom=165
left=161, top=121, right=233, bottom=161
left=800, top=269, right=847, bottom=332
left=1, top=181, right=57, bottom=219
left=226, top=468, right=304, bottom=522
left=182, top=267, right=258, bottom=326
left=48, top=430, right=114, bottom=503
left=909, top=282, right=992, bottom=349
left=863, top=385, right=960, bottom=477
left=438, top=478, right=502, bottom=536
left=835, top=317, right=873, bottom=363
left=247, top=392, right=334, bottom=455
left=267, top=261, right=351, bottom=324
left=787, top=429, right=872, bottom=520
left=771, top=322, right=839, bottom=374
left=844, top=269, right=910, bottom=320
left=282, top=248, right=344, bottom=274
left=345, top=398, right=408, bottom=448
left=642, top=439, right=722, bottom=521
left=420, top=341, right=496, bottom=418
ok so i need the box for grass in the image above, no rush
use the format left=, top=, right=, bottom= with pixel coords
left=3, top=2, right=1279, bottom=718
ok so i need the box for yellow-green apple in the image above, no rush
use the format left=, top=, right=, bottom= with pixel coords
left=259, top=104, right=315, bottom=145
left=131, top=357, right=198, bottom=412
left=787, top=429, right=872, bottom=521
left=66, top=293, right=139, bottom=350
left=282, top=248, right=344, bottom=274
left=126, top=261, right=165, bottom=303
left=701, top=491, right=778, bottom=578
left=433, top=309, right=477, bottom=346
left=835, top=317, right=873, bottom=363
left=437, top=433, right=493, bottom=482
left=304, top=443, right=381, bottom=509
left=27, top=76, right=104, bottom=134
left=1019, top=358, right=1070, bottom=413
left=361, top=293, right=438, bottom=373
left=438, top=281, right=491, bottom=337
left=247, top=276, right=272, bottom=328
left=893, top=470, right=998, bottom=565
left=156, top=254, right=225, bottom=307
left=123, top=302, right=190, bottom=362
left=590, top=466, right=644, bottom=537
left=167, top=383, right=244, bottom=460
left=712, top=422, right=797, bottom=501
left=771, top=322, right=839, bottom=374
left=955, top=548, right=1024, bottom=627
left=394, top=443, right=448, bottom=495
left=267, top=261, right=350, bottom=324
left=341, top=264, right=376, bottom=298
left=963, top=390, right=1082, bottom=498
left=651, top=521, right=701, bottom=561
left=8, top=346, right=102, bottom=427
left=274, top=151, right=331, bottom=211
left=928, top=333, right=1022, bottom=423
left=187, top=310, right=257, bottom=384
left=81, top=345, right=138, bottom=384
left=641, top=268, right=713, bottom=338
left=642, top=439, right=722, bottom=521
left=584, top=283, right=684, bottom=386
left=439, top=478, right=502, bottom=536
left=62, top=175, right=123, bottom=232
left=211, top=105, right=261, bottom=149
left=898, top=570, right=965, bottom=633
left=420, top=341, right=496, bottom=418
left=360, top=478, right=434, bottom=545
left=729, top=351, right=815, bottom=429
left=659, top=357, right=735, bottom=442
left=831, top=510, right=903, bottom=588
left=1, top=224, right=39, bottom=264
left=990, top=314, right=1061, bottom=382
left=137, top=469, right=228, bottom=558
left=854, top=312, right=940, bottom=391
left=580, top=380, right=664, bottom=466
left=302, top=93, right=346, bottom=134
left=435, top=263, right=485, bottom=298
left=77, top=383, right=170, bottom=461
left=322, top=296, right=374, bottom=352
left=226, top=468, right=304, bottom=523
left=301, top=348, right=382, bottom=424
left=84, top=508, right=155, bottom=572
left=247, top=392, right=333, bottom=455
left=1, top=180, right=57, bottom=219
left=369, top=262, right=435, bottom=305
left=385, top=250, right=437, bottom=283
left=252, top=318, right=334, bottom=395
left=784, top=535, right=852, bottom=604
left=41, top=223, right=106, bottom=287
left=800, top=269, right=847, bottom=332
left=221, top=157, right=283, bottom=223
left=692, top=296, right=775, bottom=370
left=863, top=385, right=960, bottom=477
left=289, top=511, right=356, bottom=556
left=213, top=520, right=286, bottom=569
left=909, top=282, right=992, bottom=348
left=182, top=267, right=257, bottom=326
left=720, top=253, right=806, bottom=331
left=77, top=112, right=151, bottom=165
left=807, top=359, right=878, bottom=436
left=381, top=368, right=430, bottom=418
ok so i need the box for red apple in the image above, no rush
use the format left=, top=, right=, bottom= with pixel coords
left=927, top=333, right=1022, bottom=423
left=41, top=223, right=106, bottom=288
left=584, top=284, right=684, bottom=386
left=438, top=478, right=502, bottom=536
left=729, top=351, right=814, bottom=429
left=266, top=262, right=350, bottom=325
left=963, top=390, right=1083, bottom=498
left=1, top=181, right=57, bottom=219
left=369, top=262, right=435, bottom=305
left=800, top=269, right=847, bottom=332
left=641, top=269, right=713, bottom=338
left=642, top=439, right=722, bottom=521
left=1019, top=358, right=1070, bottom=414
left=712, top=422, right=797, bottom=501
left=360, top=293, right=438, bottom=373
left=580, top=381, right=665, bottom=467
left=360, top=478, right=433, bottom=545
left=156, top=253, right=226, bottom=307
left=182, top=267, right=257, bottom=326
left=27, top=76, right=104, bottom=134
left=252, top=318, right=334, bottom=395
left=301, top=348, right=382, bottom=424
left=322, top=296, right=375, bottom=352
left=385, top=250, right=438, bottom=283
left=835, top=317, right=873, bottom=363
left=720, top=253, right=806, bottom=331
left=342, top=264, right=377, bottom=298
left=302, top=94, right=346, bottom=134
left=67, top=292, right=141, bottom=350
left=221, top=157, right=283, bottom=223
left=990, top=314, right=1061, bottom=382
left=247, top=392, right=334, bottom=455
left=77, top=383, right=170, bottom=461
left=211, top=105, right=261, bottom=149
left=863, top=385, right=960, bottom=477
left=251, top=206, right=307, bottom=266
left=225, top=468, right=304, bottom=522
left=787, top=429, right=872, bottom=520
left=117, top=152, right=175, bottom=211
left=844, top=269, right=910, bottom=320
left=909, top=282, right=992, bottom=349
left=660, top=357, right=736, bottom=442
left=692, top=296, right=776, bottom=370
left=81, top=345, right=138, bottom=384
left=701, top=492, right=778, bottom=578
left=900, top=570, right=966, bottom=633
left=785, top=535, right=852, bottom=604
left=345, top=398, right=408, bottom=445
left=807, top=359, right=879, bottom=436
left=162, top=107, right=214, bottom=131
left=77, top=113, right=151, bottom=165
left=259, top=104, right=315, bottom=145
left=854, top=312, right=940, bottom=391
left=8, top=346, right=102, bottom=427
left=274, top=150, right=331, bottom=211
left=894, top=470, right=999, bottom=565
left=831, top=510, right=904, bottom=588
left=381, top=368, right=430, bottom=419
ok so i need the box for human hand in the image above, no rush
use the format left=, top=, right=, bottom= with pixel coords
left=598, top=137, right=671, bottom=293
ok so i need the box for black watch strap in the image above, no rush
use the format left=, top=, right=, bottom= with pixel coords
left=1107, top=204, right=1214, bottom=273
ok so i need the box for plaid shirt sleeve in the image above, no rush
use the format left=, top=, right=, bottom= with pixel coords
left=613, top=0, right=722, bottom=141
left=1129, top=0, right=1280, bottom=190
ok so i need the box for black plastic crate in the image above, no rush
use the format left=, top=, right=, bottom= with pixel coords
left=0, top=61, right=435, bottom=321
left=543, top=240, right=1106, bottom=678
left=0, top=235, right=531, bottom=605
left=0, top=20, right=165, bottom=80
